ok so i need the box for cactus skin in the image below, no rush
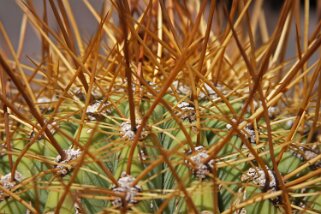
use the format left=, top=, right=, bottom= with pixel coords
left=2, top=1, right=321, bottom=213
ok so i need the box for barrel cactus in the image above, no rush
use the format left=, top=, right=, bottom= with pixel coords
left=0, top=0, right=321, bottom=213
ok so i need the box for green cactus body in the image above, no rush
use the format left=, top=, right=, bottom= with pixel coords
left=2, top=1, right=321, bottom=213
left=44, top=190, right=75, bottom=213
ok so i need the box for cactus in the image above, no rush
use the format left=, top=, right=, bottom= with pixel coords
left=1, top=0, right=321, bottom=213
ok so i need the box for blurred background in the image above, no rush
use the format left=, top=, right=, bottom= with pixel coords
left=0, top=0, right=320, bottom=62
